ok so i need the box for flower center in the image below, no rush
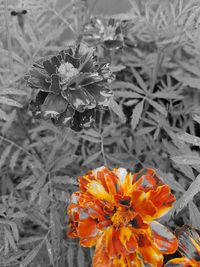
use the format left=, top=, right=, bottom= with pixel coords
left=58, top=62, right=79, bottom=82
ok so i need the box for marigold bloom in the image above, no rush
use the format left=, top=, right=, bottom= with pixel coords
left=67, top=167, right=178, bottom=266
left=84, top=17, right=133, bottom=50
left=165, top=225, right=200, bottom=267
left=25, top=43, right=113, bottom=131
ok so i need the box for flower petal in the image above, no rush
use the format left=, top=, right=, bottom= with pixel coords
left=85, top=84, right=113, bottom=108
left=164, top=257, right=197, bottom=267
left=86, top=181, right=112, bottom=202
left=176, top=225, right=200, bottom=262
left=64, top=88, right=96, bottom=112
left=132, top=168, right=164, bottom=192
left=27, top=67, right=50, bottom=91
left=49, top=74, right=61, bottom=94
left=51, top=105, right=74, bottom=127
left=147, top=185, right=176, bottom=218
left=43, top=59, right=57, bottom=75
left=150, top=221, right=178, bottom=254
left=71, top=109, right=95, bottom=131
left=41, top=93, right=68, bottom=119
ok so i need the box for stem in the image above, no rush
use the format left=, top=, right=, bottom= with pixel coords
left=76, top=0, right=98, bottom=44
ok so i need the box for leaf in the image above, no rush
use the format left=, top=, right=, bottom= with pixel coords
left=67, top=246, right=74, bottom=267
left=131, top=100, right=144, bottom=130
left=111, top=81, right=144, bottom=94
left=0, top=96, right=22, bottom=108
left=147, top=98, right=167, bottom=116
left=0, top=108, right=10, bottom=121
left=52, top=175, right=78, bottom=185
left=157, top=171, right=185, bottom=192
left=131, top=68, right=147, bottom=92
left=173, top=174, right=200, bottom=216
left=20, top=241, right=43, bottom=267
left=109, top=98, right=126, bottom=122
left=4, top=228, right=17, bottom=251
left=0, top=145, right=12, bottom=168
left=10, top=149, right=21, bottom=171
left=0, top=88, right=27, bottom=96
left=135, top=126, right=156, bottom=136
left=152, top=91, right=183, bottom=100
left=178, top=132, right=200, bottom=147
left=77, top=246, right=85, bottom=267
left=189, top=201, right=200, bottom=229
left=16, top=175, right=36, bottom=190
left=45, top=238, right=54, bottom=266
left=172, top=154, right=200, bottom=165
left=82, top=151, right=101, bottom=166
left=50, top=206, right=61, bottom=262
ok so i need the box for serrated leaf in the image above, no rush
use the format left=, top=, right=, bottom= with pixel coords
left=152, top=91, right=183, bottom=100
left=131, top=100, right=144, bottom=130
left=10, top=149, right=21, bottom=171
left=0, top=108, right=10, bottom=121
left=4, top=228, right=17, bottom=251
left=189, top=201, right=200, bottom=229
left=131, top=68, right=147, bottom=92
left=178, top=132, right=200, bottom=147
left=173, top=174, right=200, bottom=215
left=20, top=241, right=43, bottom=267
left=109, top=98, right=126, bottom=122
left=0, top=88, right=27, bottom=96
left=77, top=246, right=85, bottom=267
left=172, top=154, right=200, bottom=165
left=147, top=98, right=167, bottom=116
left=82, top=151, right=101, bottom=166
left=16, top=175, right=36, bottom=190
left=0, top=145, right=12, bottom=168
left=0, top=96, right=22, bottom=107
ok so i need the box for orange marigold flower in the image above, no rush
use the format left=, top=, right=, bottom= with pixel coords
left=67, top=167, right=178, bottom=267
left=165, top=225, right=200, bottom=267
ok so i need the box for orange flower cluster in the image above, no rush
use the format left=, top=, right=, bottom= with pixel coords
left=67, top=167, right=178, bottom=266
left=165, top=225, right=200, bottom=267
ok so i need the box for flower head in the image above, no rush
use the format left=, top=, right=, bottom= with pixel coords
left=84, top=17, right=133, bottom=50
left=165, top=225, right=200, bottom=267
left=67, top=167, right=178, bottom=266
left=25, top=43, right=113, bottom=131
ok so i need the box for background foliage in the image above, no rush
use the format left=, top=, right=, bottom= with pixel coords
left=1, top=0, right=200, bottom=266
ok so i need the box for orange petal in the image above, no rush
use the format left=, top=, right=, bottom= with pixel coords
left=86, top=180, right=112, bottom=202
left=77, top=217, right=99, bottom=239
left=105, top=226, right=137, bottom=257
left=131, top=190, right=157, bottom=220
left=132, top=168, right=163, bottom=191
left=176, top=225, right=200, bottom=262
left=164, top=257, right=197, bottom=267
left=150, top=221, right=178, bottom=254
left=137, top=233, right=164, bottom=267
left=147, top=185, right=176, bottom=218
left=93, top=235, right=112, bottom=267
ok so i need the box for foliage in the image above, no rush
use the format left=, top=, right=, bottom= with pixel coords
left=1, top=0, right=200, bottom=266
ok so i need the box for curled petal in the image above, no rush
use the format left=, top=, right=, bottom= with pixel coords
left=41, top=94, right=68, bottom=119
left=86, top=180, right=112, bottom=202
left=49, top=74, right=61, bottom=94
left=132, top=168, right=164, bottom=192
left=176, top=225, right=200, bottom=262
left=43, top=59, right=57, bottom=75
left=164, top=257, right=197, bottom=267
left=150, top=221, right=178, bottom=254
left=147, top=185, right=176, bottom=218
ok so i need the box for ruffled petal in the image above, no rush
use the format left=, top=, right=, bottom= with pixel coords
left=137, top=233, right=164, bottom=267
left=86, top=83, right=113, bottom=108
left=63, top=88, right=96, bottom=112
left=164, top=257, right=197, bottom=267
left=71, top=109, right=95, bottom=131
left=147, top=185, right=176, bottom=218
left=51, top=105, right=74, bottom=127
left=150, top=221, right=178, bottom=254
left=27, top=67, right=50, bottom=91
left=41, top=93, right=68, bottom=119
left=49, top=74, right=61, bottom=94
left=132, top=168, right=164, bottom=192
left=176, top=225, right=200, bottom=262
left=43, top=59, right=57, bottom=75
left=105, top=226, right=137, bottom=257
left=86, top=180, right=112, bottom=202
